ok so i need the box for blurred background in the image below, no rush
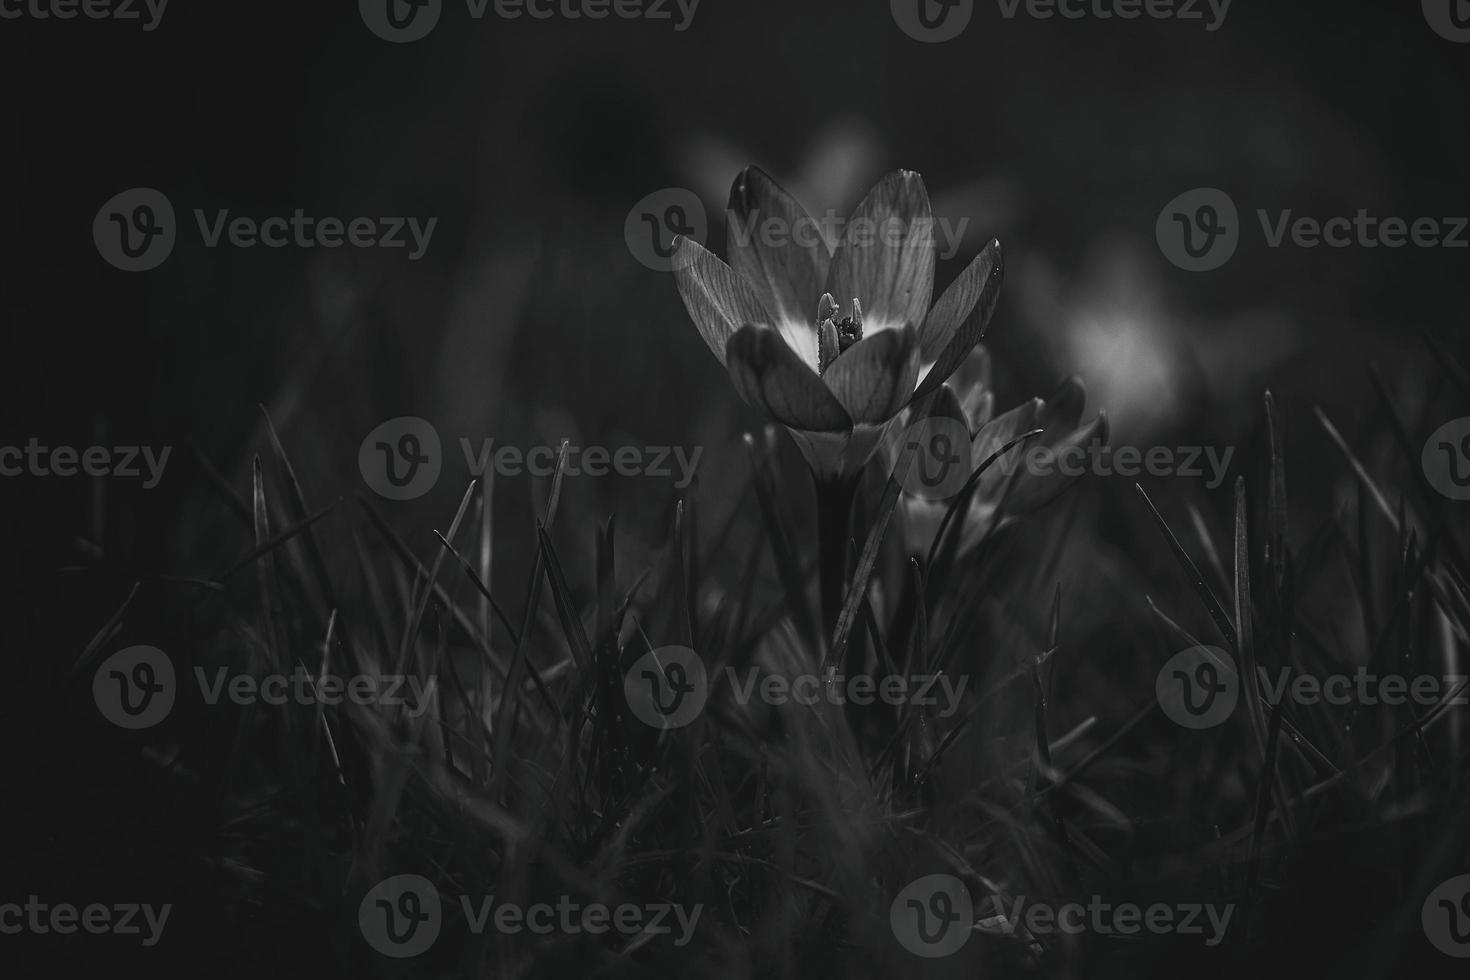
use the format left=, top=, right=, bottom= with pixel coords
left=4, top=0, right=1468, bottom=589
left=5, top=2, right=1470, bottom=975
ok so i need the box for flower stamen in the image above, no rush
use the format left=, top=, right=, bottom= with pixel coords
left=817, top=293, right=840, bottom=373
left=816, top=294, right=864, bottom=373
left=837, top=297, right=863, bottom=354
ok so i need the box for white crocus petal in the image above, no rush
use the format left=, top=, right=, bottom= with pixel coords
left=727, top=166, right=831, bottom=373
left=672, top=237, right=776, bottom=367
left=824, top=170, right=936, bottom=341
left=911, top=239, right=1004, bottom=401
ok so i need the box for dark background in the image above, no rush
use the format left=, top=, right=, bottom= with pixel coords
left=2, top=2, right=1470, bottom=975
left=4, top=1, right=1468, bottom=577
left=5, top=0, right=1464, bottom=764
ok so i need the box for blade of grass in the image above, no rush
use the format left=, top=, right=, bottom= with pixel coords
left=1315, top=406, right=1400, bottom=531
left=822, top=456, right=911, bottom=671
left=218, top=500, right=341, bottom=580
left=395, top=480, right=478, bottom=677
left=1134, top=483, right=1239, bottom=651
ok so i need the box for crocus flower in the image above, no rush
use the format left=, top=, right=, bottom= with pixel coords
left=883, top=346, right=1109, bottom=556
left=671, top=166, right=1003, bottom=483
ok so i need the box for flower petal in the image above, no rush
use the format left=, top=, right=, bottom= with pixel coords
left=727, top=166, right=831, bottom=371
left=971, top=396, right=1043, bottom=500
left=787, top=426, right=889, bottom=483
left=825, top=170, right=935, bottom=336
left=877, top=383, right=966, bottom=471
left=821, top=324, right=922, bottom=425
left=973, top=398, right=1042, bottom=460
left=925, top=383, right=970, bottom=429
left=972, top=378, right=1105, bottom=518
left=913, top=239, right=1004, bottom=400
left=965, top=387, right=996, bottom=436
left=725, top=324, right=852, bottom=432
left=672, top=236, right=776, bottom=367
left=945, top=345, right=994, bottom=433
left=1039, top=376, right=1087, bottom=432
left=951, top=343, right=992, bottom=395
left=1004, top=380, right=1108, bottom=515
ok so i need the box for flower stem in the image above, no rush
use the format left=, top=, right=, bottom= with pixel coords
left=814, top=475, right=858, bottom=648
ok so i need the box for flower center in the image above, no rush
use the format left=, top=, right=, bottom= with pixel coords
left=816, top=293, right=863, bottom=374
